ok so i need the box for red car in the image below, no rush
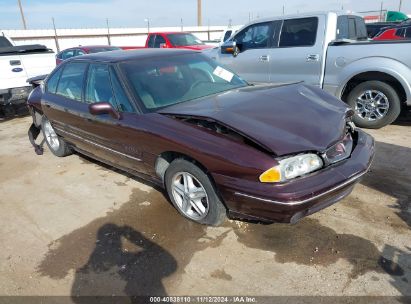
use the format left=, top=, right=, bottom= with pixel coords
left=373, top=26, right=411, bottom=40
left=122, top=32, right=214, bottom=51
left=55, top=45, right=122, bottom=65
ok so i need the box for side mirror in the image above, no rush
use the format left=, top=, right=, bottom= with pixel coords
left=89, top=102, right=122, bottom=120
left=160, top=43, right=168, bottom=48
left=221, top=41, right=239, bottom=57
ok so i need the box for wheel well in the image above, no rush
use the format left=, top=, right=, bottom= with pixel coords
left=341, top=72, right=407, bottom=106
left=155, top=151, right=210, bottom=182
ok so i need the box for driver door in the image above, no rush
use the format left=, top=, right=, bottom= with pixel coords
left=216, top=21, right=280, bottom=83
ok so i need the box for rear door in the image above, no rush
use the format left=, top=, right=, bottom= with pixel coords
left=216, top=21, right=278, bottom=83
left=42, top=61, right=93, bottom=153
left=268, top=16, right=324, bottom=86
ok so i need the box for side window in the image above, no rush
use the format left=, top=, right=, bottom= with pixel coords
left=405, top=28, right=411, bottom=38
left=76, top=49, right=86, bottom=56
left=348, top=18, right=356, bottom=39
left=337, top=16, right=349, bottom=40
left=147, top=35, right=155, bottom=48
left=56, top=62, right=88, bottom=101
left=110, top=67, right=135, bottom=113
left=62, top=50, right=75, bottom=60
left=223, top=30, right=232, bottom=42
left=154, top=35, right=166, bottom=48
left=234, top=22, right=272, bottom=51
left=46, top=68, right=63, bottom=94
left=355, top=17, right=368, bottom=40
left=279, top=17, right=318, bottom=47
left=396, top=28, right=405, bottom=37
left=85, top=64, right=115, bottom=106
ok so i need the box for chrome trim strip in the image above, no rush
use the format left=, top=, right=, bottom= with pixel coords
left=234, top=169, right=369, bottom=206
left=56, top=128, right=142, bottom=162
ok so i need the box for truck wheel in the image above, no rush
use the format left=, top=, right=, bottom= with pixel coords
left=165, top=159, right=226, bottom=226
left=41, top=116, right=72, bottom=157
left=346, top=81, right=401, bottom=129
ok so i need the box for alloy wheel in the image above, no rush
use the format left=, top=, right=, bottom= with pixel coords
left=355, top=90, right=390, bottom=121
left=43, top=120, right=60, bottom=150
left=171, top=172, right=209, bottom=221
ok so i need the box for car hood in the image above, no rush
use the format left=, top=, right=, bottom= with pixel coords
left=159, top=83, right=351, bottom=156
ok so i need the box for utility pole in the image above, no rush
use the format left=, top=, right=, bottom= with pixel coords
left=282, top=5, right=285, bottom=15
left=197, top=0, right=202, bottom=26
left=399, top=0, right=403, bottom=11
left=106, top=18, right=111, bottom=46
left=52, top=17, right=60, bottom=52
left=144, top=18, right=150, bottom=34
left=17, top=0, right=27, bottom=30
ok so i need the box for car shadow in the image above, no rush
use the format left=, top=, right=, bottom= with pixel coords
left=360, top=141, right=411, bottom=229
left=359, top=140, right=411, bottom=298
left=71, top=224, right=177, bottom=303
left=393, top=109, right=411, bottom=126
left=0, top=104, right=29, bottom=122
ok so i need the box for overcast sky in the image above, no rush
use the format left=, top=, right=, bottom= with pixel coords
left=0, top=0, right=409, bottom=29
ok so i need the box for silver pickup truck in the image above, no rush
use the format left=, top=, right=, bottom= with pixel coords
left=209, top=12, right=411, bottom=128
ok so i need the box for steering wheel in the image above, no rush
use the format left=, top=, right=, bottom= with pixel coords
left=189, top=80, right=210, bottom=91
left=192, top=68, right=215, bottom=82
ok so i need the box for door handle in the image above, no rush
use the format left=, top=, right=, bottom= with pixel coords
left=259, top=55, right=270, bottom=62
left=306, top=54, right=320, bottom=62
left=9, top=60, right=21, bottom=66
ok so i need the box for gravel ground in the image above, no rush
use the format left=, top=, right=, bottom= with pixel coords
left=0, top=116, right=410, bottom=302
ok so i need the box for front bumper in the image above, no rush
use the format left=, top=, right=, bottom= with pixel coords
left=213, top=129, right=375, bottom=224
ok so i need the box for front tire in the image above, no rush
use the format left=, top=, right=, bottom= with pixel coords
left=346, top=81, right=401, bottom=129
left=41, top=116, right=72, bottom=157
left=165, top=159, right=226, bottom=226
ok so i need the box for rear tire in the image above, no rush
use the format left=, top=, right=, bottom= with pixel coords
left=41, top=116, right=72, bottom=157
left=165, top=159, right=226, bottom=226
left=346, top=81, right=401, bottom=129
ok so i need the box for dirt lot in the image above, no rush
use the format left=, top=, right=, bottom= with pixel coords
left=0, top=116, right=410, bottom=301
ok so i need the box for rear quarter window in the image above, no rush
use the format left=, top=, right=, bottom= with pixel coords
left=46, top=68, right=63, bottom=94
left=56, top=62, right=88, bottom=101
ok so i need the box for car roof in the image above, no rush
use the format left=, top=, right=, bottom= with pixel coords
left=150, top=32, right=192, bottom=35
left=71, top=48, right=199, bottom=63
left=59, top=45, right=118, bottom=53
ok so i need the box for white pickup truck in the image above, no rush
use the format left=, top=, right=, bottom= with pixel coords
left=209, top=12, right=411, bottom=128
left=0, top=33, right=55, bottom=116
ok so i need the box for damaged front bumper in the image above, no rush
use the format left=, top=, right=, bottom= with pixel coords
left=28, top=123, right=45, bottom=155
left=213, top=129, right=375, bottom=224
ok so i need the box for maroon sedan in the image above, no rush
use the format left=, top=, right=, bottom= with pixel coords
left=27, top=49, right=374, bottom=226
left=55, top=45, right=122, bottom=65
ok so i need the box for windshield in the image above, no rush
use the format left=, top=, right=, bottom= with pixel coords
left=167, top=33, right=204, bottom=46
left=120, top=53, right=247, bottom=111
left=88, top=47, right=122, bottom=53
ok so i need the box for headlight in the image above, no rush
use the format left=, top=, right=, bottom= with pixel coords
left=259, top=154, right=323, bottom=183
